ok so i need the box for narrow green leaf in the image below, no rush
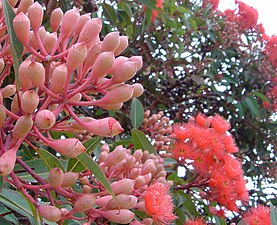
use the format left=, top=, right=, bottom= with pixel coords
left=0, top=189, right=36, bottom=225
left=102, top=3, right=117, bottom=25
left=22, top=193, right=42, bottom=225
left=36, top=148, right=65, bottom=172
left=251, top=91, right=270, bottom=102
left=244, top=97, right=260, bottom=117
left=0, top=218, right=11, bottom=225
left=138, top=0, right=157, bottom=9
left=0, top=176, right=3, bottom=192
left=67, top=137, right=102, bottom=172
left=2, top=0, right=23, bottom=89
left=215, top=216, right=227, bottom=225
left=270, top=202, right=277, bottom=225
left=76, top=153, right=115, bottom=198
left=130, top=98, right=144, bottom=129
left=131, top=129, right=157, bottom=154
left=116, top=9, right=131, bottom=25
left=117, top=2, right=133, bottom=18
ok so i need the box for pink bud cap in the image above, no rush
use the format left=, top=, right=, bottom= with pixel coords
left=28, top=2, right=44, bottom=31
left=105, top=194, right=138, bottom=210
left=49, top=64, right=67, bottom=93
left=47, top=138, right=86, bottom=158
left=43, top=32, right=57, bottom=54
left=11, top=91, right=22, bottom=113
left=1, top=84, right=16, bottom=98
left=35, top=109, right=56, bottom=129
left=110, top=179, right=135, bottom=195
left=78, top=19, right=101, bottom=45
left=60, top=8, right=80, bottom=38
left=68, top=93, right=82, bottom=102
left=111, top=61, right=138, bottom=84
left=114, top=36, right=129, bottom=56
left=128, top=56, right=143, bottom=71
left=0, top=150, right=17, bottom=176
left=48, top=167, right=63, bottom=188
left=0, top=105, right=6, bottom=128
left=101, top=32, right=120, bottom=52
left=74, top=13, right=91, bottom=35
left=27, top=62, right=45, bottom=88
left=83, top=43, right=101, bottom=73
left=61, top=172, right=79, bottom=187
left=18, top=59, right=32, bottom=91
left=0, top=59, right=4, bottom=75
left=17, top=0, right=34, bottom=14
left=72, top=194, right=96, bottom=213
left=50, top=8, right=63, bottom=32
left=66, top=43, right=87, bottom=72
left=21, top=90, right=39, bottom=113
left=90, top=51, right=115, bottom=83
left=95, top=84, right=133, bottom=105
left=131, top=83, right=144, bottom=98
left=106, top=56, right=128, bottom=74
left=100, top=209, right=135, bottom=224
left=13, top=12, right=30, bottom=44
left=104, top=145, right=127, bottom=167
left=13, top=115, right=33, bottom=140
left=38, top=205, right=62, bottom=222
left=141, top=160, right=156, bottom=175
left=97, top=102, right=123, bottom=110
left=95, top=195, right=113, bottom=208
left=7, top=0, right=18, bottom=7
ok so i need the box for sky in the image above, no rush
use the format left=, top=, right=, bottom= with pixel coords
left=219, top=0, right=277, bottom=36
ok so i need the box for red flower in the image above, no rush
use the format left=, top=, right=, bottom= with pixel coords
left=144, top=182, right=177, bottom=224
left=211, top=114, right=230, bottom=133
left=151, top=0, right=164, bottom=22
left=237, top=1, right=258, bottom=31
left=202, top=0, right=220, bottom=10
left=243, top=205, right=271, bottom=225
left=184, top=218, right=206, bottom=225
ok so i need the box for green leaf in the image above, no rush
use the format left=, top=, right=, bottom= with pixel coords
left=244, top=96, right=260, bottom=117
left=130, top=98, right=144, bottom=129
left=215, top=216, right=227, bottom=225
left=2, top=0, right=23, bottom=89
left=116, top=9, right=131, bottom=25
left=67, top=137, right=102, bottom=172
left=138, top=0, right=157, bottom=9
left=270, top=202, right=277, bottom=225
left=36, top=148, right=65, bottom=172
left=0, top=176, right=3, bottom=192
left=0, top=189, right=37, bottom=225
left=76, top=153, right=115, bottom=198
left=0, top=218, right=12, bottom=225
left=251, top=91, right=270, bottom=103
left=102, top=3, right=117, bottom=25
left=131, top=129, right=157, bottom=154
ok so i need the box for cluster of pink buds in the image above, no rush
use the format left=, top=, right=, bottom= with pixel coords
left=141, top=110, right=172, bottom=152
left=0, top=1, right=144, bottom=174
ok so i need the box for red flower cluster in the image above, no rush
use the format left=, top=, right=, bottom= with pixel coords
left=202, top=0, right=220, bottom=10
left=151, top=0, right=163, bottom=22
left=171, top=114, right=249, bottom=212
left=144, top=182, right=177, bottom=224
left=243, top=205, right=271, bottom=225
left=184, top=218, right=206, bottom=225
left=236, top=1, right=258, bottom=31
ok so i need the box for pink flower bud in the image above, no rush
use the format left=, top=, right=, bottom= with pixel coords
left=0, top=149, right=17, bottom=176
left=47, top=138, right=86, bottom=158
left=101, top=32, right=120, bottom=52
left=38, top=205, right=62, bottom=222
left=48, top=167, right=63, bottom=188
left=17, top=0, right=33, bottom=14
left=95, top=84, right=133, bottom=105
left=100, top=209, right=135, bottom=224
left=80, top=117, right=123, bottom=137
left=43, top=32, right=57, bottom=54
left=72, top=194, right=96, bottom=213
left=78, top=19, right=101, bottom=45
left=13, top=12, right=30, bottom=44
left=98, top=151, right=108, bottom=164
left=27, top=62, right=45, bottom=88
left=95, top=195, right=113, bottom=207
left=18, top=59, right=32, bottom=91
left=97, top=102, right=123, bottom=110
left=141, top=160, right=156, bottom=175
left=111, top=61, right=138, bottom=84
left=82, top=185, right=92, bottom=193
left=49, top=64, right=67, bottom=93
left=7, top=0, right=18, bottom=7
left=128, top=56, right=143, bottom=71
left=60, top=8, right=80, bottom=38
left=21, top=90, right=39, bottom=113
left=106, top=56, right=128, bottom=74
left=35, top=109, right=56, bottom=129
left=114, top=36, right=128, bottom=56
left=0, top=58, right=4, bottom=74
left=61, top=172, right=79, bottom=187
left=50, top=8, right=63, bottom=32
left=129, top=168, right=140, bottom=180
left=110, top=179, right=135, bottom=195
left=28, top=2, right=44, bottom=31
left=132, top=83, right=144, bottom=98
left=83, top=43, right=101, bottom=73
left=1, top=84, right=16, bottom=98
left=104, top=145, right=127, bottom=167
left=142, top=218, right=154, bottom=225
left=66, top=43, right=87, bottom=72
left=90, top=51, right=115, bottom=83
left=105, top=194, right=138, bottom=210
left=74, top=13, right=91, bottom=35
left=0, top=105, right=6, bottom=128
left=126, top=155, right=136, bottom=168
left=134, top=175, right=146, bottom=188
left=13, top=115, right=33, bottom=140
left=133, top=149, right=143, bottom=162
left=0, top=92, right=2, bottom=105
left=10, top=91, right=22, bottom=113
